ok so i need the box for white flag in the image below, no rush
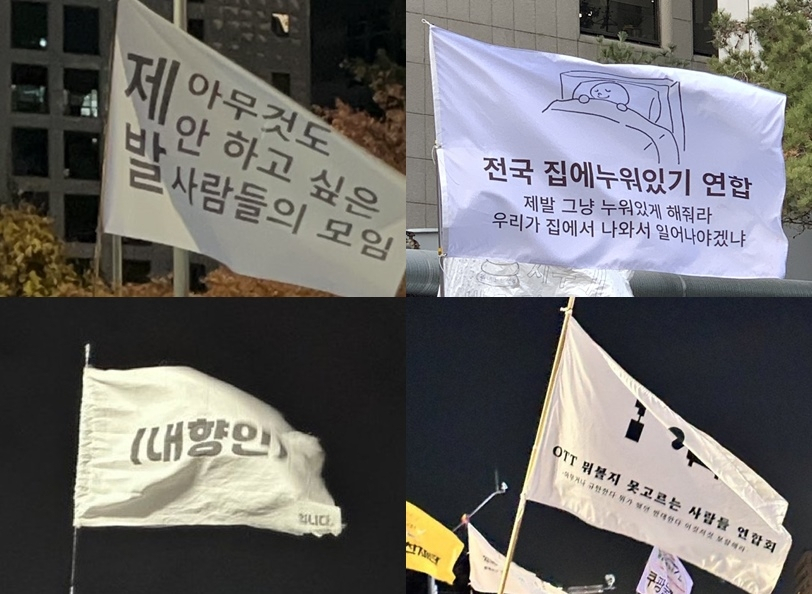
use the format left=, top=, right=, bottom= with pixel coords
left=443, top=257, right=633, bottom=297
left=428, top=25, right=787, bottom=278
left=467, top=524, right=566, bottom=594
left=636, top=548, right=693, bottom=594
left=74, top=366, right=342, bottom=536
left=102, top=0, right=405, bottom=297
left=526, top=318, right=791, bottom=594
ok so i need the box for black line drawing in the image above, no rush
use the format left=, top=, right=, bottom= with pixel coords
left=470, top=260, right=618, bottom=296
left=542, top=70, right=686, bottom=164
left=476, top=260, right=521, bottom=288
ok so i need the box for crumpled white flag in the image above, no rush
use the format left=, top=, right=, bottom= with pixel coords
left=467, top=523, right=567, bottom=594
left=74, top=365, right=342, bottom=536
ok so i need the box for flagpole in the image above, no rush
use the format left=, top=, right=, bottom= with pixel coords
left=431, top=144, right=445, bottom=297
left=172, top=0, right=189, bottom=297
left=496, top=297, right=576, bottom=594
left=71, top=343, right=91, bottom=594
left=69, top=527, right=79, bottom=594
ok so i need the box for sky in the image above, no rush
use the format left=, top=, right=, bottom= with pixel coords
left=0, top=300, right=403, bottom=594
left=407, top=298, right=812, bottom=594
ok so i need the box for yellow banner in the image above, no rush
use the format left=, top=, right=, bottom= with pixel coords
left=406, top=501, right=464, bottom=584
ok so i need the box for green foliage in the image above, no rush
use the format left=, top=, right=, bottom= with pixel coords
left=0, top=203, right=82, bottom=296
left=709, top=0, right=812, bottom=229
left=596, top=32, right=690, bottom=68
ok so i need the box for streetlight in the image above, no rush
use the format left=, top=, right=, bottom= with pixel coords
left=566, top=574, right=616, bottom=594
left=428, top=481, right=509, bottom=594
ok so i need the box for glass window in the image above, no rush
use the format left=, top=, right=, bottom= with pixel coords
left=188, top=18, right=204, bottom=41
left=64, top=194, right=98, bottom=243
left=12, top=128, right=49, bottom=177
left=190, top=263, right=207, bottom=292
left=580, top=0, right=659, bottom=46
left=11, top=1, right=48, bottom=50
left=272, top=13, right=290, bottom=37
left=123, top=260, right=151, bottom=284
left=693, top=0, right=717, bottom=56
left=64, top=6, right=99, bottom=55
left=18, top=191, right=49, bottom=213
left=11, top=64, right=48, bottom=114
left=64, top=69, right=99, bottom=117
left=271, top=72, right=291, bottom=96
left=64, top=132, right=100, bottom=180
left=67, top=257, right=92, bottom=276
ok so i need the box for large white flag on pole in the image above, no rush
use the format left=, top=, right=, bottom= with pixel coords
left=74, top=366, right=342, bottom=536
left=102, top=0, right=405, bottom=296
left=428, top=25, right=787, bottom=278
left=636, top=548, right=694, bottom=594
left=468, top=524, right=566, bottom=594
left=526, top=318, right=791, bottom=594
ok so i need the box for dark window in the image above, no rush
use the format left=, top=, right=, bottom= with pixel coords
left=68, top=257, right=92, bottom=277
left=12, top=128, right=49, bottom=177
left=11, top=1, right=48, bottom=50
left=188, top=18, right=204, bottom=41
left=64, top=69, right=99, bottom=117
left=190, top=263, right=207, bottom=292
left=693, top=0, right=717, bottom=56
left=64, top=132, right=100, bottom=180
left=64, top=194, right=98, bottom=243
left=347, top=8, right=392, bottom=63
left=580, top=0, right=659, bottom=46
left=11, top=64, right=48, bottom=114
left=272, top=13, right=290, bottom=37
left=18, top=191, right=49, bottom=213
left=64, top=6, right=99, bottom=55
left=271, top=72, right=291, bottom=96
left=123, top=260, right=151, bottom=284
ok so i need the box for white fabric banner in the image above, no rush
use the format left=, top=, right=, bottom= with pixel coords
left=74, top=366, right=342, bottom=536
left=443, top=257, right=633, bottom=297
left=103, top=0, right=405, bottom=296
left=467, top=524, right=566, bottom=594
left=527, top=318, right=791, bottom=594
left=636, top=548, right=694, bottom=594
left=429, top=25, right=787, bottom=278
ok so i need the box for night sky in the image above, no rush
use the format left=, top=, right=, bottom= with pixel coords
left=407, top=299, right=812, bottom=594
left=0, top=300, right=403, bottom=594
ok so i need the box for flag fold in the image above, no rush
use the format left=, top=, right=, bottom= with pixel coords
left=406, top=501, right=464, bottom=584
left=467, top=523, right=567, bottom=594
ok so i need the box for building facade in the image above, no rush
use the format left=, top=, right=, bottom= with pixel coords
left=406, top=0, right=812, bottom=280
left=0, top=0, right=309, bottom=284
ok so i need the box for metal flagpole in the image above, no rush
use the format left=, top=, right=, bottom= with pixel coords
left=495, top=297, right=576, bottom=594
left=172, top=0, right=189, bottom=297
left=432, top=143, right=445, bottom=297
left=68, top=526, right=79, bottom=594
left=111, top=235, right=123, bottom=291
left=70, top=344, right=92, bottom=594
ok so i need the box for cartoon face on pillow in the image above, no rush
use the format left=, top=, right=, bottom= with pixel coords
left=589, top=82, right=630, bottom=105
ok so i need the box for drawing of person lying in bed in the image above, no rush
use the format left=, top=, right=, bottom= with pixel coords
left=542, top=71, right=685, bottom=165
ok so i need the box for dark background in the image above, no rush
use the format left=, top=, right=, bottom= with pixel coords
left=0, top=300, right=403, bottom=594
left=407, top=299, right=812, bottom=594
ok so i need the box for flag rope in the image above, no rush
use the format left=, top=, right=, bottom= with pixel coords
left=496, top=297, right=575, bottom=594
